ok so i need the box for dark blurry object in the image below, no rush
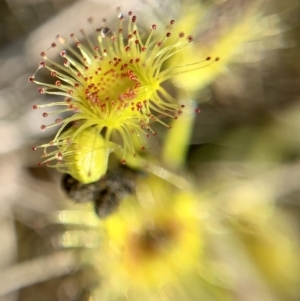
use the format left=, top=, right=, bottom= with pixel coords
left=62, top=166, right=141, bottom=218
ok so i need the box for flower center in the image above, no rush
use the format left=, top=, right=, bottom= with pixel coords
left=79, top=57, right=151, bottom=124
left=129, top=222, right=178, bottom=259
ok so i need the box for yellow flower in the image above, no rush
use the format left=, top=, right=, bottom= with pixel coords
left=30, top=10, right=212, bottom=175
left=82, top=175, right=202, bottom=299
left=46, top=170, right=300, bottom=300
left=168, top=1, right=268, bottom=92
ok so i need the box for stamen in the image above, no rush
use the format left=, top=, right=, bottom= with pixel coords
left=30, top=9, right=220, bottom=177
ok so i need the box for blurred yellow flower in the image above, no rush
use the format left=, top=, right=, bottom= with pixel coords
left=48, top=171, right=300, bottom=301
left=79, top=175, right=203, bottom=300
left=168, top=1, right=270, bottom=92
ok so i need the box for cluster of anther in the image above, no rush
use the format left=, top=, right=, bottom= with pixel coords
left=29, top=10, right=216, bottom=165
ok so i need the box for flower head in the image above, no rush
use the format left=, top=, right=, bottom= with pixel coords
left=30, top=10, right=218, bottom=179
left=85, top=175, right=202, bottom=299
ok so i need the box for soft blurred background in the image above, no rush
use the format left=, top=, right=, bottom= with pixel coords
left=0, top=0, right=300, bottom=300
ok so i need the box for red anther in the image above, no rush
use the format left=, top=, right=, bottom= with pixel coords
left=125, top=46, right=130, bottom=51
left=121, top=159, right=126, bottom=165
left=141, top=146, right=146, bottom=151
left=51, top=71, right=57, bottom=77
left=32, top=105, right=38, bottom=109
left=133, top=153, right=137, bottom=157
left=146, top=134, right=150, bottom=138
left=179, top=32, right=185, bottom=38
left=166, top=32, right=171, bottom=37
left=206, top=56, right=211, bottom=61
left=51, top=43, right=57, bottom=48
left=215, top=57, right=220, bottom=61
left=38, top=162, right=42, bottom=167
left=181, top=105, right=185, bottom=108
left=55, top=118, right=62, bottom=124
left=42, top=112, right=48, bottom=117
left=28, top=76, right=34, bottom=82
left=40, top=124, right=46, bottom=130
left=128, top=11, right=133, bottom=16
left=39, top=61, right=45, bottom=68
left=195, top=108, right=201, bottom=114
left=153, top=132, right=157, bottom=136
left=170, top=20, right=175, bottom=25
left=40, top=51, right=46, bottom=57
left=76, top=42, right=81, bottom=47
left=132, top=16, right=137, bottom=22
left=141, top=46, right=146, bottom=52
left=56, top=152, right=63, bottom=160
left=151, top=24, right=157, bottom=30
left=168, top=126, right=172, bottom=129
left=74, top=83, right=80, bottom=87
left=32, top=146, right=37, bottom=151
left=38, top=88, right=45, bottom=94
left=135, top=58, right=140, bottom=63
left=55, top=80, right=61, bottom=86
left=188, top=36, right=194, bottom=42
left=60, top=50, right=66, bottom=57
